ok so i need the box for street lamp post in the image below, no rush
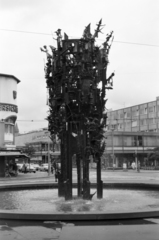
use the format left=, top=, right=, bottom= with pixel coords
left=112, top=127, right=115, bottom=170
left=45, top=131, right=51, bottom=177
left=134, top=138, right=140, bottom=172
left=48, top=140, right=51, bottom=177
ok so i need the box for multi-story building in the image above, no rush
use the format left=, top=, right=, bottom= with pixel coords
left=107, top=96, right=159, bottom=132
left=0, top=73, right=20, bottom=146
left=104, top=131, right=159, bottom=168
left=0, top=74, right=28, bottom=177
left=15, top=129, right=60, bottom=164
left=104, top=97, right=159, bottom=169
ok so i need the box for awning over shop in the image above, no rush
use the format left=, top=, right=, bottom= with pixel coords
left=0, top=151, right=29, bottom=158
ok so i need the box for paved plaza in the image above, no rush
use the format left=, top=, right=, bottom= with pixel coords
left=0, top=169, right=159, bottom=240
left=1, top=169, right=159, bottom=185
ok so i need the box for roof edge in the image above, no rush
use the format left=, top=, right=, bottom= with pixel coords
left=0, top=73, right=20, bottom=83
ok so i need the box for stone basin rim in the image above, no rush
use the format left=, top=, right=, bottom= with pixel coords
left=0, top=182, right=159, bottom=191
left=1, top=209, right=159, bottom=221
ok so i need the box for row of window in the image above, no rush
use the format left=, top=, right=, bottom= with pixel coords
left=123, top=136, right=143, bottom=146
left=108, top=118, right=159, bottom=130
left=27, top=143, right=60, bottom=152
left=109, top=105, right=159, bottom=120
left=107, top=135, right=159, bottom=147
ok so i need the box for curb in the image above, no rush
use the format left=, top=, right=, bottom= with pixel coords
left=1, top=209, right=159, bottom=221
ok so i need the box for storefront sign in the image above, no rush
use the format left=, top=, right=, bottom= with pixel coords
left=32, top=134, right=48, bottom=140
left=0, top=103, right=18, bottom=113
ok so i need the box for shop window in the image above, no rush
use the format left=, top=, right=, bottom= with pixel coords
left=132, top=136, right=143, bottom=146
left=132, top=136, right=137, bottom=146
left=138, top=136, right=143, bottom=146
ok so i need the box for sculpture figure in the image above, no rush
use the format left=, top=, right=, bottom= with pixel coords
left=41, top=19, right=114, bottom=200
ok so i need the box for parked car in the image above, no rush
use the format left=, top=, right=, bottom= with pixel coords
left=56, top=163, right=61, bottom=170
left=21, top=164, right=36, bottom=173
left=40, top=164, right=48, bottom=172
left=17, top=163, right=24, bottom=172
left=32, top=164, right=40, bottom=171
left=28, top=164, right=36, bottom=173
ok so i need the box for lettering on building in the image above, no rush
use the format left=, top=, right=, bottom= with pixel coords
left=32, top=134, right=48, bottom=140
left=0, top=103, right=18, bottom=113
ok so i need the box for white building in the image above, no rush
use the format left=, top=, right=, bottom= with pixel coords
left=0, top=73, right=20, bottom=147
left=0, top=73, right=27, bottom=177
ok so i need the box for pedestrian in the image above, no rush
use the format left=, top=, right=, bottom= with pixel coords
left=13, top=162, right=18, bottom=176
left=123, top=162, right=127, bottom=171
left=137, top=161, right=140, bottom=172
left=131, top=161, right=135, bottom=170
left=51, top=165, right=53, bottom=174
left=53, top=160, right=57, bottom=181
left=55, top=168, right=61, bottom=182
left=22, top=163, right=27, bottom=173
left=53, top=160, right=56, bottom=171
left=55, top=169, right=58, bottom=182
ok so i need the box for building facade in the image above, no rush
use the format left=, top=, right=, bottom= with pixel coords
left=15, top=129, right=60, bottom=164
left=107, top=96, right=159, bottom=132
left=0, top=74, right=28, bottom=177
left=0, top=73, right=20, bottom=147
left=104, top=131, right=159, bottom=168
left=104, top=97, right=159, bottom=169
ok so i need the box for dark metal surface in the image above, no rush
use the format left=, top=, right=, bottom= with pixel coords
left=41, top=20, right=114, bottom=200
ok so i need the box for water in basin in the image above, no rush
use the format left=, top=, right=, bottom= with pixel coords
left=0, top=188, right=159, bottom=213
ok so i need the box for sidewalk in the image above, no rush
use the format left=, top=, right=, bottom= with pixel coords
left=0, top=169, right=159, bottom=185
left=0, top=171, right=55, bottom=181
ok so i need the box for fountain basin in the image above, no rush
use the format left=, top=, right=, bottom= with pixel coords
left=0, top=183, right=159, bottom=221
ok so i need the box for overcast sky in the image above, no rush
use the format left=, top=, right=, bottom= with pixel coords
left=0, top=0, right=159, bottom=133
